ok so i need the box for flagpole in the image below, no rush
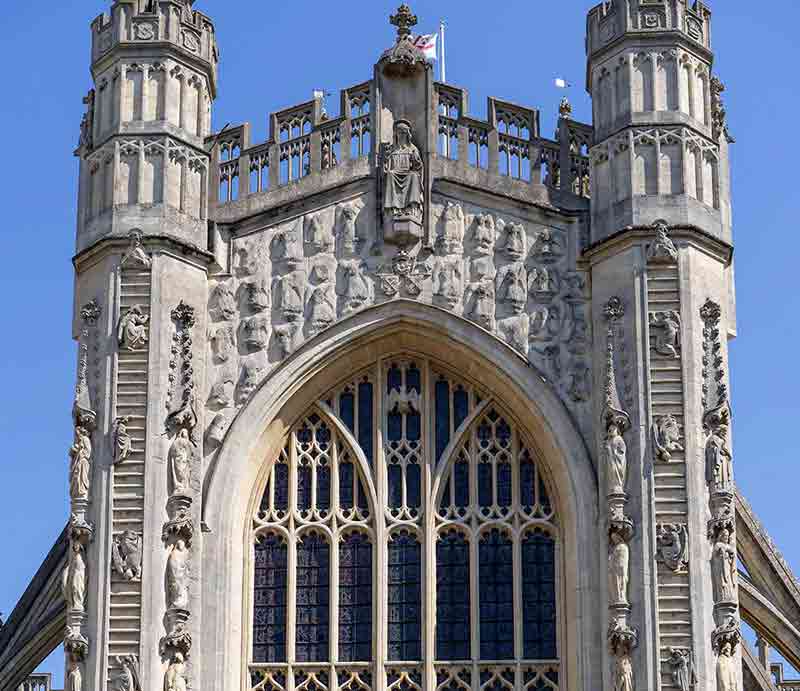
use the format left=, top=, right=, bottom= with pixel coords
left=439, top=20, right=446, bottom=83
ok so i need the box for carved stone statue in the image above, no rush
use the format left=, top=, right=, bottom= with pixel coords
left=530, top=304, right=563, bottom=342
left=657, top=524, right=689, bottom=573
left=210, top=325, right=235, bottom=362
left=472, top=213, right=496, bottom=255
left=499, top=314, right=529, bottom=353
left=468, top=282, right=495, bottom=329
left=168, top=430, right=193, bottom=496
left=246, top=278, right=271, bottom=313
left=307, top=214, right=334, bottom=254
left=434, top=260, right=462, bottom=308
left=308, top=285, right=336, bottom=333
left=647, top=222, right=678, bottom=263
left=337, top=204, right=361, bottom=254
left=668, top=648, right=696, bottom=691
left=209, top=283, right=237, bottom=321
left=605, top=423, right=628, bottom=496
left=118, top=306, right=149, bottom=351
left=608, top=624, right=637, bottom=691
left=166, top=538, right=190, bottom=610
left=502, top=220, right=527, bottom=260
left=111, top=654, right=141, bottom=691
left=279, top=273, right=305, bottom=322
left=383, top=119, right=424, bottom=245
left=274, top=324, right=298, bottom=358
left=241, top=316, right=270, bottom=351
left=711, top=528, right=738, bottom=603
left=533, top=228, right=564, bottom=263
left=437, top=201, right=465, bottom=253
left=499, top=266, right=527, bottom=314
left=112, top=531, right=143, bottom=581
left=608, top=531, right=630, bottom=606
left=238, top=363, right=262, bottom=404
left=208, top=374, right=234, bottom=409
left=274, top=224, right=305, bottom=268
left=652, top=414, right=683, bottom=462
left=69, top=426, right=92, bottom=502
left=529, top=266, right=560, bottom=300
left=613, top=652, right=633, bottom=691
left=67, top=659, right=83, bottom=691
left=705, top=424, right=733, bottom=489
left=164, top=652, right=188, bottom=691
left=206, top=412, right=228, bottom=448
left=113, top=416, right=133, bottom=464
left=340, top=261, right=370, bottom=313
left=715, top=642, right=737, bottom=691
left=121, top=230, right=151, bottom=269
left=650, top=311, right=681, bottom=357
left=567, top=360, right=591, bottom=402
left=62, top=542, right=87, bottom=612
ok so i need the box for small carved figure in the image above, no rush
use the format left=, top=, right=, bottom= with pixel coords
left=705, top=424, right=733, bottom=489
left=605, top=423, right=628, bottom=496
left=652, top=414, right=684, bottom=462
left=715, top=641, right=737, bottom=691
left=533, top=228, right=564, bottom=263
left=165, top=538, right=190, bottom=610
left=437, top=201, right=465, bottom=253
left=77, top=89, right=94, bottom=153
left=613, top=651, right=633, bottom=691
left=339, top=261, right=370, bottom=313
left=62, top=542, right=87, bottom=613
left=567, top=360, right=591, bottom=402
left=306, top=214, right=334, bottom=253
left=388, top=386, right=421, bottom=415
left=118, top=306, right=149, bottom=351
left=209, top=283, right=237, bottom=321
left=647, top=222, right=678, bottom=263
left=113, top=416, right=133, bottom=464
left=502, top=220, right=527, bottom=260
left=238, top=363, right=262, bottom=404
left=433, top=260, right=462, bottom=308
left=499, top=265, right=527, bottom=314
left=121, top=230, right=151, bottom=269
left=499, top=315, right=529, bottom=353
left=164, top=652, right=188, bottom=691
left=69, top=426, right=92, bottom=502
left=278, top=273, right=305, bottom=321
left=650, top=310, right=681, bottom=357
left=657, top=524, right=689, bottom=573
left=206, top=412, right=228, bottom=448
left=67, top=659, right=83, bottom=691
left=246, top=278, right=271, bottom=313
left=608, top=531, right=630, bottom=606
left=308, top=285, right=336, bottom=333
left=529, top=305, right=563, bottom=342
left=274, top=224, right=305, bottom=268
left=470, top=254, right=496, bottom=283
left=168, top=429, right=193, bottom=496
left=241, top=316, right=270, bottom=351
left=667, top=648, right=696, bottom=691
left=274, top=324, right=298, bottom=358
left=383, top=119, right=424, bottom=222
left=112, top=531, right=143, bottom=581
left=338, top=204, right=361, bottom=254
left=473, top=214, right=496, bottom=255
left=210, top=325, right=235, bottom=362
left=711, top=528, right=738, bottom=603
left=111, top=654, right=141, bottom=691
left=207, top=375, right=235, bottom=408
left=468, top=282, right=495, bottom=329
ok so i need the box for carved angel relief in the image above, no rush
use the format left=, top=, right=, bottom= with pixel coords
left=118, top=306, right=149, bottom=351
left=652, top=414, right=684, bottom=462
left=112, top=531, right=143, bottom=581
left=656, top=524, right=689, bottom=573
left=650, top=310, right=681, bottom=357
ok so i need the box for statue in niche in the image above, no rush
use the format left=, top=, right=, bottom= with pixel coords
left=468, top=282, right=495, bottom=329
left=112, top=531, right=143, bottom=581
left=273, top=224, right=304, bottom=269
left=62, top=542, right=87, bottom=612
left=121, top=230, right=151, bottom=269
left=608, top=530, right=630, bottom=606
left=164, top=652, right=187, bottom=691
left=235, top=242, right=269, bottom=277
left=113, top=416, right=133, bottom=464
left=437, top=201, right=465, bottom=254
left=238, top=363, right=262, bottom=404
left=210, top=325, right=235, bottom=363
left=308, top=285, right=336, bottom=333
left=434, top=260, right=462, bottom=308
left=67, top=659, right=83, bottom=691
left=207, top=374, right=234, bottom=409
left=501, top=220, right=527, bottom=260
left=533, top=228, right=564, bottom=263
left=165, top=538, right=190, bottom=610
left=274, top=324, right=298, bottom=358
left=473, top=214, right=496, bottom=255
left=657, top=524, right=689, bottom=573
left=340, top=262, right=370, bottom=313
left=383, top=119, right=424, bottom=224
left=650, top=310, right=681, bottom=357
left=652, top=414, right=684, bottom=462
left=69, top=426, right=92, bottom=502
left=499, top=265, right=527, bottom=315
left=500, top=315, right=529, bottom=353
left=715, top=642, right=737, bottom=691
left=209, top=283, right=237, bottom=321
left=711, top=527, right=738, bottom=603
left=605, top=422, right=628, bottom=496
left=306, top=214, right=334, bottom=253
left=278, top=273, right=304, bottom=322
left=567, top=359, right=591, bottom=402
left=337, top=203, right=361, bottom=254
left=705, top=424, right=733, bottom=489
left=241, top=316, right=270, bottom=351
left=529, top=265, right=560, bottom=300
left=111, top=655, right=141, bottom=691
left=168, top=429, right=193, bottom=497
left=246, top=278, right=271, bottom=313
left=667, top=649, right=696, bottom=691
left=118, top=306, right=149, bottom=351
left=529, top=304, right=563, bottom=342
left=648, top=222, right=679, bottom=263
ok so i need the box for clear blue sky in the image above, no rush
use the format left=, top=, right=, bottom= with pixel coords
left=1, top=0, right=797, bottom=683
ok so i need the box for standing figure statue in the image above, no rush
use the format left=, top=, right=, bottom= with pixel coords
left=67, top=659, right=83, bottom=691
left=165, top=538, right=190, bottom=610
left=711, top=528, right=738, bottom=603
left=614, top=652, right=634, bottom=691
left=605, top=423, right=628, bottom=496
left=716, top=642, right=737, bottom=691
left=168, top=429, right=193, bottom=496
left=383, top=120, right=424, bottom=223
left=608, top=531, right=630, bottom=606
left=706, top=424, right=733, bottom=489
left=62, top=542, right=87, bottom=613
left=114, top=416, right=133, bottom=464
left=164, top=652, right=188, bottom=691
left=69, top=426, right=92, bottom=501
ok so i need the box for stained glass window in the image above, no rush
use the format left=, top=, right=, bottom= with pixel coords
left=522, top=531, right=558, bottom=660
left=295, top=532, right=330, bottom=662
left=339, top=532, right=373, bottom=662
left=253, top=533, right=287, bottom=663
left=479, top=529, right=515, bottom=660
left=387, top=531, right=421, bottom=661
left=436, top=530, right=471, bottom=660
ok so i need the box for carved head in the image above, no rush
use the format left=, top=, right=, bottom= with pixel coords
left=394, top=119, right=413, bottom=146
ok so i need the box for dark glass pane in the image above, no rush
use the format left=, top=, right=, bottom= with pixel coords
left=388, top=365, right=403, bottom=392
left=407, top=364, right=421, bottom=393
left=435, top=379, right=451, bottom=463
left=538, top=476, right=552, bottom=517
left=497, top=461, right=512, bottom=508
left=340, top=390, right=355, bottom=434
left=253, top=534, right=287, bottom=662
left=388, top=464, right=403, bottom=509
left=274, top=462, right=289, bottom=512
left=388, top=411, right=402, bottom=442
left=406, top=462, right=421, bottom=509
left=358, top=381, right=374, bottom=466
left=295, top=533, right=330, bottom=662
left=436, top=531, right=471, bottom=660
left=339, top=533, right=373, bottom=662
left=520, top=454, right=536, bottom=509
left=454, top=459, right=470, bottom=508
left=407, top=411, right=421, bottom=442
left=439, top=479, right=452, bottom=511
left=317, top=464, right=331, bottom=513
left=297, top=465, right=312, bottom=511
left=356, top=475, right=369, bottom=514
left=478, top=463, right=493, bottom=508
left=453, top=387, right=469, bottom=430
left=387, top=533, right=421, bottom=660
left=339, top=459, right=354, bottom=510
left=479, top=529, right=514, bottom=660
left=522, top=532, right=557, bottom=660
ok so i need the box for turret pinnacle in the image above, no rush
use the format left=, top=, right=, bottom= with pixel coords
left=390, top=4, right=418, bottom=42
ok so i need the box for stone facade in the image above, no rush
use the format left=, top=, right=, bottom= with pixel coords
left=55, top=1, right=746, bottom=691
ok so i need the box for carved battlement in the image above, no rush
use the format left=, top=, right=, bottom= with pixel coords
left=586, top=0, right=712, bottom=60
left=91, top=0, right=218, bottom=93
left=208, top=79, right=593, bottom=221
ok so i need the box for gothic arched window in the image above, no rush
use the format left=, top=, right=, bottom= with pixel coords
left=250, top=359, right=560, bottom=691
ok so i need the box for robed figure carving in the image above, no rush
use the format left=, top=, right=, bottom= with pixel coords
left=383, top=119, right=424, bottom=246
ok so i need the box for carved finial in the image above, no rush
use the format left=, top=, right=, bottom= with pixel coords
left=559, top=97, right=573, bottom=119
left=602, top=298, right=630, bottom=433
left=390, top=4, right=418, bottom=42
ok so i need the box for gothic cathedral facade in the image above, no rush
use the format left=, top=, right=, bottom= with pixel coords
left=61, top=2, right=742, bottom=691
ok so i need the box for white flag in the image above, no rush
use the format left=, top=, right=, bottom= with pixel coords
left=414, top=33, right=438, bottom=61
left=555, top=78, right=569, bottom=89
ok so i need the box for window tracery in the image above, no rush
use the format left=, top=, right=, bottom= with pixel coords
left=250, top=358, right=560, bottom=691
